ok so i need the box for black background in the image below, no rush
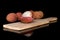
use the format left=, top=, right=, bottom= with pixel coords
left=1, top=0, right=60, bottom=40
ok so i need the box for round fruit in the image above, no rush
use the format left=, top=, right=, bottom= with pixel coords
left=20, top=17, right=33, bottom=23
left=32, top=11, right=44, bottom=19
left=16, top=12, right=22, bottom=20
left=6, top=13, right=17, bottom=22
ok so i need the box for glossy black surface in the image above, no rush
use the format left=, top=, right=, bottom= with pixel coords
left=2, top=0, right=60, bottom=40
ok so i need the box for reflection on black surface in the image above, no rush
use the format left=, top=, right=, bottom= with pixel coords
left=29, top=21, right=59, bottom=40
left=3, top=31, right=28, bottom=40
left=3, top=20, right=59, bottom=40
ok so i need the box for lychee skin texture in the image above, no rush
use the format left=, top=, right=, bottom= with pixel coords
left=20, top=17, right=33, bottom=23
left=16, top=12, right=22, bottom=20
left=32, top=11, right=44, bottom=19
left=6, top=13, right=17, bottom=22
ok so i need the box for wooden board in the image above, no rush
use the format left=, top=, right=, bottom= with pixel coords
left=3, top=24, right=49, bottom=33
left=3, top=19, right=49, bottom=30
left=3, top=17, right=57, bottom=30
